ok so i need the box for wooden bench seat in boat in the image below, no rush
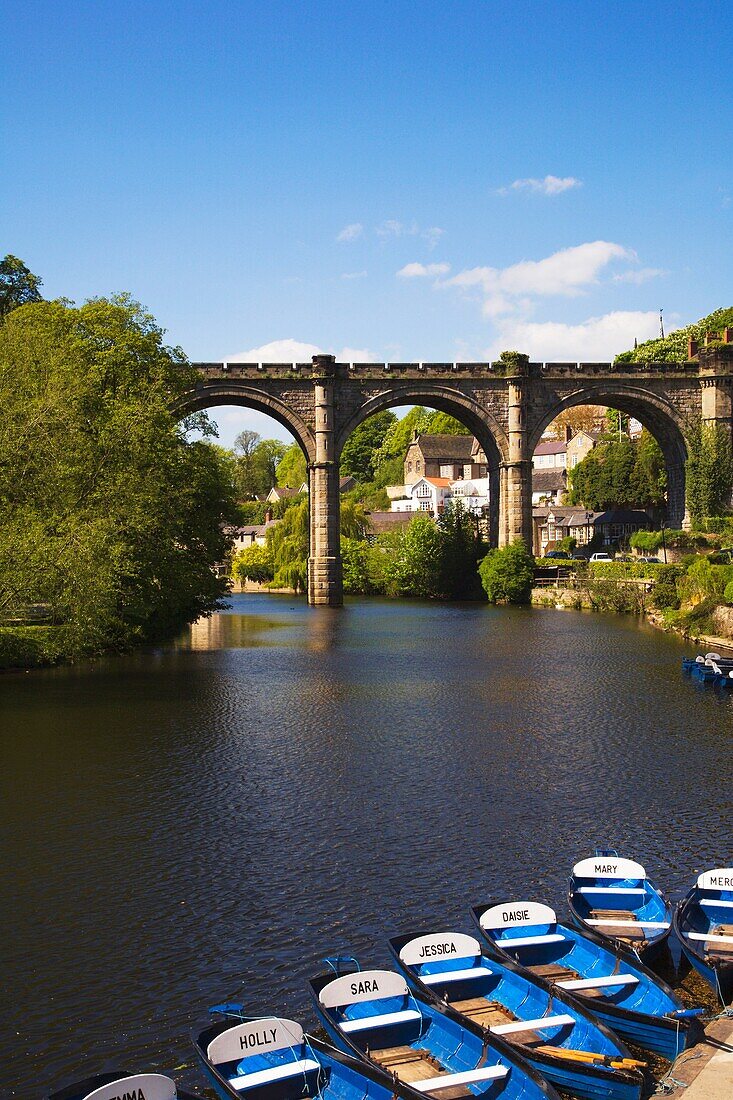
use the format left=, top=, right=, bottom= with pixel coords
left=706, top=924, right=733, bottom=956
left=449, top=997, right=572, bottom=1045
left=227, top=1059, right=321, bottom=1092
left=369, top=1047, right=482, bottom=1100
left=421, top=967, right=492, bottom=986
left=341, top=1009, right=422, bottom=1033
left=525, top=962, right=605, bottom=998
left=587, top=908, right=647, bottom=943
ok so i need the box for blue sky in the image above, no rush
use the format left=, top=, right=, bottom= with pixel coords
left=3, top=2, right=731, bottom=445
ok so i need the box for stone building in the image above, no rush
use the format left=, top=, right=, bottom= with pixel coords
left=404, top=434, right=487, bottom=485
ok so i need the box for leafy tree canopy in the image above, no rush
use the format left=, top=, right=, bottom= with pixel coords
left=479, top=540, right=535, bottom=604
left=616, top=307, right=733, bottom=364
left=0, top=254, right=43, bottom=320
left=0, top=295, right=236, bottom=653
left=568, top=431, right=666, bottom=511
left=276, top=441, right=308, bottom=488
left=340, top=410, right=396, bottom=482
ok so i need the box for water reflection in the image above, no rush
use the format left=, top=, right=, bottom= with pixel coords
left=1, top=595, right=731, bottom=1097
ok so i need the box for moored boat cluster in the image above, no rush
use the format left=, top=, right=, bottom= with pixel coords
left=47, top=855, right=733, bottom=1100
left=683, top=651, right=733, bottom=687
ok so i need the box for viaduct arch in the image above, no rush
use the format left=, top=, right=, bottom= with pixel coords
left=181, top=345, right=733, bottom=605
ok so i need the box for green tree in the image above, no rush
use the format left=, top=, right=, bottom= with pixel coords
left=423, top=411, right=470, bottom=435
left=568, top=433, right=667, bottom=511
left=340, top=411, right=396, bottom=481
left=479, top=540, right=535, bottom=604
left=385, top=513, right=445, bottom=597
left=0, top=255, right=43, bottom=320
left=252, top=438, right=288, bottom=493
left=0, top=295, right=236, bottom=654
left=686, top=419, right=733, bottom=523
left=615, top=306, right=733, bottom=364
left=267, top=498, right=309, bottom=591
left=437, top=501, right=482, bottom=598
left=232, top=544, right=274, bottom=583
left=276, top=441, right=308, bottom=488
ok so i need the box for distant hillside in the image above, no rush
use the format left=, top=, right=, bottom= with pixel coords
left=615, top=307, right=733, bottom=364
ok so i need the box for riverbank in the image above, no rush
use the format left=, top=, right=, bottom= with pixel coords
left=663, top=1013, right=733, bottom=1097
left=532, top=583, right=733, bottom=651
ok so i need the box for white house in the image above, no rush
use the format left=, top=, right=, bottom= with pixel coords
left=449, top=477, right=491, bottom=514
left=391, top=476, right=453, bottom=516
left=532, top=439, right=567, bottom=469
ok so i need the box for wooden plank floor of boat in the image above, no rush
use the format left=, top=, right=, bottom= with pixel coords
left=526, top=961, right=605, bottom=998
left=451, top=997, right=543, bottom=1046
left=370, top=1046, right=472, bottom=1100
left=706, top=923, right=733, bottom=957
left=588, top=908, right=647, bottom=944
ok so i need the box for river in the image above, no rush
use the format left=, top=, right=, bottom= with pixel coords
left=2, top=595, right=731, bottom=1097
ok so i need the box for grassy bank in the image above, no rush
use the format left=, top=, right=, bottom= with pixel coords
left=0, top=625, right=69, bottom=670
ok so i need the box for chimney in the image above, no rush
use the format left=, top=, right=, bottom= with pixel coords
left=565, top=424, right=573, bottom=443
left=724, top=327, right=732, bottom=344
left=265, top=508, right=273, bottom=523
left=688, top=336, right=699, bottom=359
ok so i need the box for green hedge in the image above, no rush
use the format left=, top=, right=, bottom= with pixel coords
left=535, top=558, right=582, bottom=570
left=0, top=626, right=69, bottom=670
left=589, top=561, right=665, bottom=578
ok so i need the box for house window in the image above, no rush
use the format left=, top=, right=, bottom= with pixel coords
left=416, top=461, right=421, bottom=472
left=440, top=464, right=453, bottom=477
left=420, top=500, right=431, bottom=511
left=407, top=461, right=412, bottom=473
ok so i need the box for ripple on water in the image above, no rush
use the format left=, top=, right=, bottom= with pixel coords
left=0, top=595, right=731, bottom=1096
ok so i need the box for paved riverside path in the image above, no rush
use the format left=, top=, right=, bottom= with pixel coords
left=664, top=1014, right=733, bottom=1097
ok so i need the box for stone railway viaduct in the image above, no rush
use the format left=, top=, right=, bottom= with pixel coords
left=182, top=345, right=733, bottom=605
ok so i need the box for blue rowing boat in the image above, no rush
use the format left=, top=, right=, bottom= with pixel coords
left=682, top=653, right=733, bottom=686
left=568, top=851, right=672, bottom=959
left=193, top=1012, right=421, bottom=1100
left=470, top=900, right=701, bottom=1059
left=46, top=1072, right=197, bottom=1100
left=309, top=963, right=561, bottom=1100
left=673, top=867, right=733, bottom=1003
left=387, top=929, right=644, bottom=1100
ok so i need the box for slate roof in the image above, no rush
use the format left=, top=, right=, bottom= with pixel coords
left=533, top=469, right=567, bottom=492
left=411, top=434, right=475, bottom=459
left=534, top=439, right=568, bottom=455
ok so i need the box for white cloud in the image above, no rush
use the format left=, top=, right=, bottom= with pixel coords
left=375, top=220, right=446, bottom=246
left=376, top=219, right=416, bottom=239
left=612, top=267, right=666, bottom=285
left=341, top=270, right=367, bottom=280
left=227, top=339, right=376, bottom=363
left=443, top=241, right=633, bottom=316
left=483, top=310, right=662, bottom=362
left=397, top=262, right=451, bottom=278
left=423, top=226, right=445, bottom=250
left=499, top=175, right=583, bottom=196
left=336, top=222, right=363, bottom=242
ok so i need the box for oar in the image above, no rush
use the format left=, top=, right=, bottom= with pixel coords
left=536, top=1045, right=646, bottom=1069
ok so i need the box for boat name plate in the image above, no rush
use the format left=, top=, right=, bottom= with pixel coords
left=572, top=857, right=646, bottom=880
left=697, top=868, right=733, bottom=890
left=399, top=932, right=481, bottom=966
left=480, top=901, right=557, bottom=929
left=319, top=969, right=409, bottom=1008
left=207, top=1018, right=304, bottom=1064
left=82, top=1075, right=178, bottom=1100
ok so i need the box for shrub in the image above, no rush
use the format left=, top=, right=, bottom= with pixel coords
left=0, top=625, right=69, bottom=669
left=232, top=544, right=274, bottom=584
left=630, top=530, right=664, bottom=553
left=725, top=580, right=733, bottom=606
left=479, top=539, right=535, bottom=604
left=652, top=565, right=683, bottom=610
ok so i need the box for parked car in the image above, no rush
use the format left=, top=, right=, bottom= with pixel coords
left=616, top=554, right=634, bottom=563
left=639, top=555, right=661, bottom=564
left=544, top=550, right=571, bottom=559
left=589, top=552, right=614, bottom=562
left=708, top=547, right=733, bottom=564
